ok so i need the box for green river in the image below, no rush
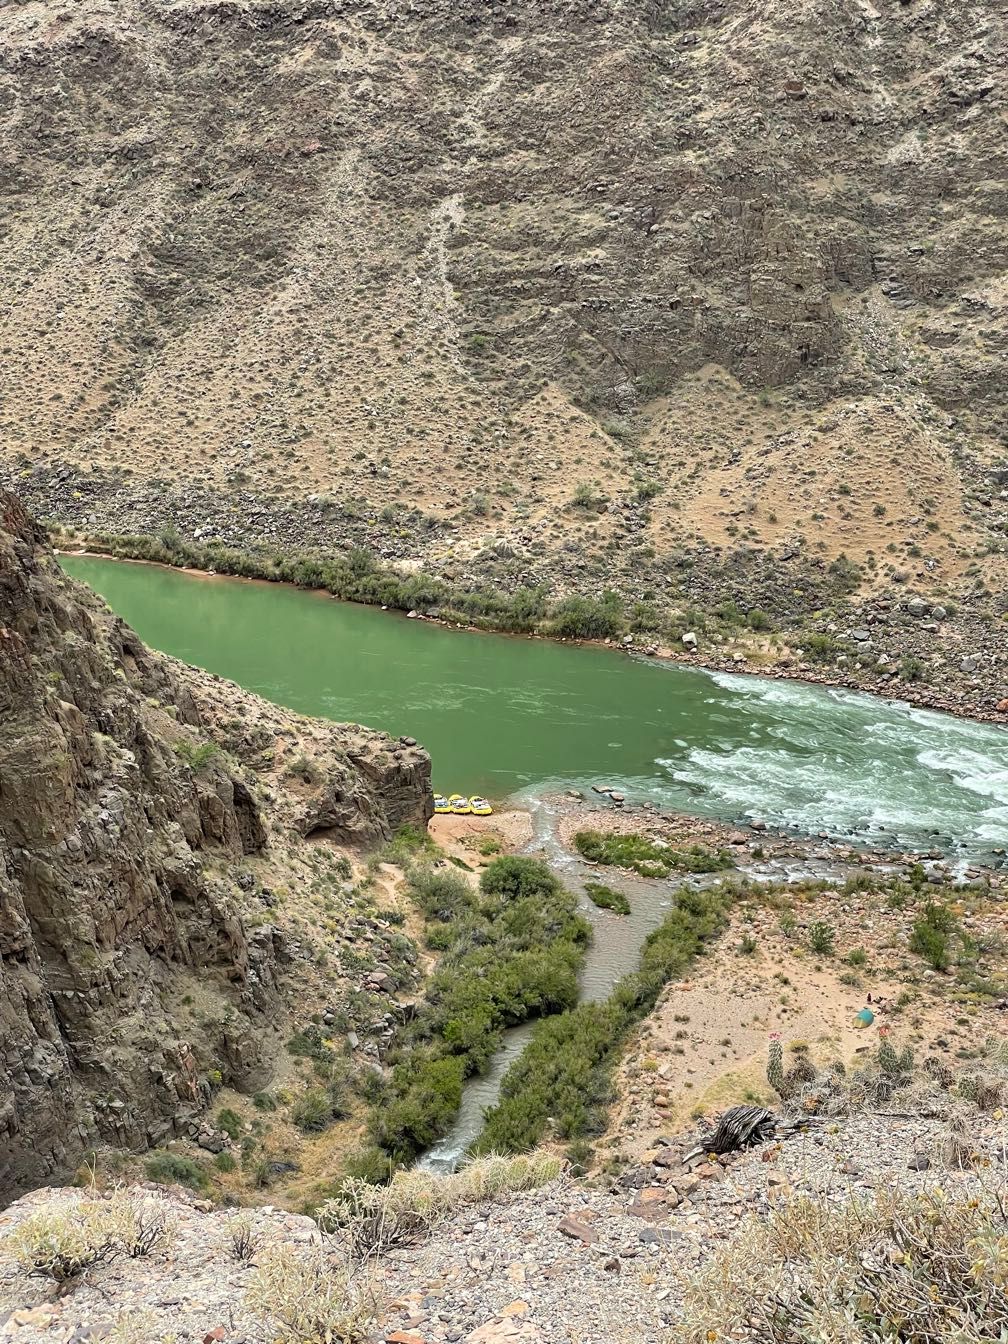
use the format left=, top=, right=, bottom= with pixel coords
left=62, top=556, right=1008, bottom=860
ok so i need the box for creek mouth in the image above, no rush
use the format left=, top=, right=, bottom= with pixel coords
left=417, top=797, right=898, bottom=1173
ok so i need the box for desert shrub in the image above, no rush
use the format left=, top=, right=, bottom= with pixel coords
left=547, top=594, right=624, bottom=641
left=910, top=902, right=956, bottom=970
left=900, top=654, right=928, bottom=683
left=292, top=1088, right=338, bottom=1134
left=10, top=1203, right=122, bottom=1281
left=285, top=753, right=322, bottom=786
left=677, top=1186, right=1008, bottom=1343
left=144, top=1151, right=209, bottom=1192
left=584, top=882, right=630, bottom=915
left=573, top=830, right=733, bottom=878
left=766, top=1037, right=817, bottom=1101
left=247, top=1245, right=375, bottom=1344
left=9, top=1196, right=172, bottom=1283
left=804, top=632, right=841, bottom=663
left=570, top=481, right=607, bottom=511
left=779, top=910, right=798, bottom=938
left=808, top=921, right=836, bottom=956
left=320, top=1152, right=562, bottom=1256
left=287, top=1024, right=331, bottom=1062
left=406, top=866, right=475, bottom=923
left=173, top=739, right=218, bottom=770
left=229, top=1213, right=257, bottom=1262
left=217, top=1107, right=242, bottom=1140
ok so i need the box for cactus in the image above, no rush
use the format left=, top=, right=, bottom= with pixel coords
left=959, top=1073, right=1003, bottom=1112
left=767, top=1038, right=785, bottom=1097
left=878, top=1036, right=913, bottom=1077
left=768, top=1038, right=817, bottom=1100
left=923, top=1056, right=954, bottom=1089
left=786, top=1053, right=817, bottom=1093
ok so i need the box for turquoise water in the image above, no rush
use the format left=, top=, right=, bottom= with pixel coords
left=62, top=556, right=1008, bottom=857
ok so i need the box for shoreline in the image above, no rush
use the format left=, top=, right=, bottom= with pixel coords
left=58, top=544, right=1008, bottom=730
left=435, top=795, right=1007, bottom=881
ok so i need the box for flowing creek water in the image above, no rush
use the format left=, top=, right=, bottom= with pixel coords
left=62, top=557, right=1008, bottom=1163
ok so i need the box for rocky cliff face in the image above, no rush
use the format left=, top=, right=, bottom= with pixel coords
left=0, top=490, right=431, bottom=1201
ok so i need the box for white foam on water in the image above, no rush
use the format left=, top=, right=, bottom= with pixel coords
left=675, top=667, right=1008, bottom=853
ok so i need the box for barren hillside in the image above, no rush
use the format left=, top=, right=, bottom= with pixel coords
left=1, top=0, right=1006, bottom=701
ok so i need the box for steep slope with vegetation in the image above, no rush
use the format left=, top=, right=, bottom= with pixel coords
left=0, top=489, right=431, bottom=1201
left=1, top=0, right=1006, bottom=712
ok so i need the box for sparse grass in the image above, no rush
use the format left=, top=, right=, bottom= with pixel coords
left=247, top=1245, right=376, bottom=1344
left=677, top=1186, right=1008, bottom=1343
left=320, top=1152, right=563, bottom=1255
left=380, top=823, right=440, bottom=866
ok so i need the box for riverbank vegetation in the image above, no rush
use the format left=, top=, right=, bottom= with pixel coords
left=584, top=881, right=631, bottom=915
left=573, top=829, right=735, bottom=878
left=349, top=856, right=590, bottom=1178
left=474, top=884, right=733, bottom=1160
left=59, top=521, right=867, bottom=651
left=68, top=527, right=638, bottom=640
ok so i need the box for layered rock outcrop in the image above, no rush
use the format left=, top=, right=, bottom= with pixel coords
left=0, top=490, right=431, bottom=1201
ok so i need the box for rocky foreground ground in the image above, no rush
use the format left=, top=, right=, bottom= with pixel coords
left=0, top=1106, right=1002, bottom=1344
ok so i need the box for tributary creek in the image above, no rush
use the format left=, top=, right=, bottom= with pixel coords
left=63, top=556, right=1008, bottom=1165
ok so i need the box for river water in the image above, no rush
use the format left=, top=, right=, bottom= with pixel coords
left=62, top=556, right=1008, bottom=859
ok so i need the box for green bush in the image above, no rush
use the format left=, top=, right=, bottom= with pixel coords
left=584, top=882, right=630, bottom=915
left=173, top=739, right=219, bottom=770
left=547, top=594, right=624, bottom=641
left=910, top=903, right=956, bottom=970
left=368, top=1055, right=465, bottom=1162
left=363, top=857, right=590, bottom=1170
left=573, top=830, right=734, bottom=878
left=217, top=1107, right=242, bottom=1140
left=804, top=633, right=841, bottom=663
left=808, top=921, right=836, bottom=956
left=287, top=1024, right=331, bottom=1062
left=476, top=886, right=732, bottom=1154
left=144, top=1151, right=209, bottom=1192
left=292, top=1088, right=337, bottom=1134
